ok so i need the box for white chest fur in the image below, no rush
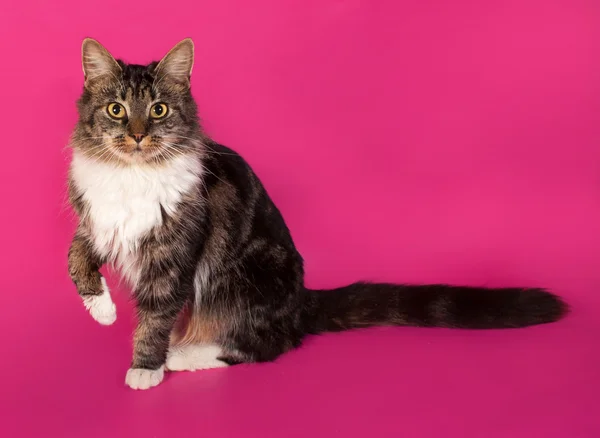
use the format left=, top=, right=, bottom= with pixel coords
left=70, top=151, right=202, bottom=286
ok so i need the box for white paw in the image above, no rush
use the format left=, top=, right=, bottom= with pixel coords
left=165, top=349, right=195, bottom=371
left=125, top=366, right=165, bottom=390
left=82, top=277, right=117, bottom=325
left=166, top=344, right=228, bottom=371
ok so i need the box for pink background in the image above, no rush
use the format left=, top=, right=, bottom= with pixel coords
left=1, top=0, right=599, bottom=436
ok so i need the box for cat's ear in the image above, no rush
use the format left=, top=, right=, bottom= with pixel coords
left=154, top=38, right=194, bottom=87
left=81, top=38, right=121, bottom=84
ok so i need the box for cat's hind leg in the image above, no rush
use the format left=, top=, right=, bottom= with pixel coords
left=165, top=344, right=230, bottom=371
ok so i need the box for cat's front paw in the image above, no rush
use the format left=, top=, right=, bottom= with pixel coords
left=82, top=277, right=117, bottom=325
left=125, top=366, right=165, bottom=390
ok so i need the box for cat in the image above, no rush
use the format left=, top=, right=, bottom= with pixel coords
left=67, top=38, right=568, bottom=390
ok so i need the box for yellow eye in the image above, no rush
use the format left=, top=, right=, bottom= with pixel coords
left=150, top=103, right=168, bottom=119
left=107, top=103, right=127, bottom=119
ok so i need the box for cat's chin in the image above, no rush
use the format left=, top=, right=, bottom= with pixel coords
left=121, top=151, right=146, bottom=163
left=113, top=150, right=162, bottom=166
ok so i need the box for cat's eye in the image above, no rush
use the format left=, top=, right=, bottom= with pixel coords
left=107, top=103, right=127, bottom=120
left=150, top=103, right=168, bottom=119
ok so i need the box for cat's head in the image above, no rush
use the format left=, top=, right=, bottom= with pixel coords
left=71, top=38, right=202, bottom=165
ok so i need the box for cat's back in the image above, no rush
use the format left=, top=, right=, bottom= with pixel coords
left=201, top=142, right=299, bottom=257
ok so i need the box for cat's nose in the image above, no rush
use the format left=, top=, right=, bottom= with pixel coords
left=131, top=134, right=145, bottom=144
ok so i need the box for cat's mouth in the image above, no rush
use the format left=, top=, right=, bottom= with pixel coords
left=116, top=138, right=151, bottom=155
left=113, top=141, right=168, bottom=164
left=121, top=147, right=152, bottom=162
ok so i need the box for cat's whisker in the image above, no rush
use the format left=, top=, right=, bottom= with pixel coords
left=86, top=145, right=115, bottom=159
left=162, top=138, right=240, bottom=157
left=159, top=141, right=178, bottom=155
left=90, top=148, right=114, bottom=162
left=158, top=148, right=177, bottom=162
left=200, top=166, right=228, bottom=186
left=86, top=142, right=120, bottom=162
left=156, top=142, right=180, bottom=159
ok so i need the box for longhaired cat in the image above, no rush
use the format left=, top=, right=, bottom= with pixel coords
left=68, top=38, right=567, bottom=390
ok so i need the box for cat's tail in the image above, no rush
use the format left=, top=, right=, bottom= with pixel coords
left=304, top=282, right=568, bottom=334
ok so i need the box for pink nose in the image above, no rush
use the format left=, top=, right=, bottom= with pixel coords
left=131, top=134, right=145, bottom=144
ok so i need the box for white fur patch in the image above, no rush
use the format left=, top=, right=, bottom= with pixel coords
left=82, top=277, right=117, bottom=325
left=193, top=261, right=211, bottom=303
left=71, top=151, right=202, bottom=287
left=166, top=344, right=228, bottom=371
left=125, top=366, right=165, bottom=390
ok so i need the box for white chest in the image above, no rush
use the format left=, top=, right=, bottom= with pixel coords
left=70, top=152, right=202, bottom=285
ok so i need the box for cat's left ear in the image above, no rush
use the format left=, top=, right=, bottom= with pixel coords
left=154, top=38, right=194, bottom=87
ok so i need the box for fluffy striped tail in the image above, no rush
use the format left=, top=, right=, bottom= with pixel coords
left=305, top=282, right=568, bottom=334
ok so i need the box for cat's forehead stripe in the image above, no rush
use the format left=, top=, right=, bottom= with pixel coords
left=118, top=81, right=155, bottom=102
left=117, top=64, right=157, bottom=101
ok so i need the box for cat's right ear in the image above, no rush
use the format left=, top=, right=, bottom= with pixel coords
left=81, top=38, right=121, bottom=86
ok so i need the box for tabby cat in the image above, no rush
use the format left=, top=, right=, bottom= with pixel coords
left=67, top=38, right=567, bottom=390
